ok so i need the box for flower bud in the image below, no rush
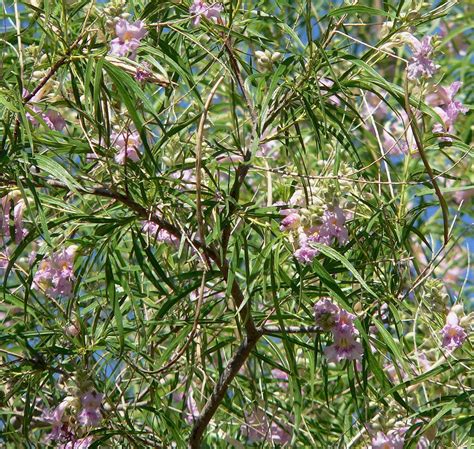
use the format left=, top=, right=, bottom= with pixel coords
left=451, top=304, right=464, bottom=315
left=460, top=313, right=473, bottom=327
left=271, top=52, right=282, bottom=61
left=353, top=302, right=362, bottom=313
left=65, top=322, right=80, bottom=337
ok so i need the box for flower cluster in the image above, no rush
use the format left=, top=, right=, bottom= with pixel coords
left=255, top=49, right=282, bottom=72
left=42, top=389, right=102, bottom=448
left=363, top=31, right=467, bottom=152
left=109, top=18, right=147, bottom=60
left=281, top=202, right=349, bottom=265
left=314, top=299, right=364, bottom=363
left=33, top=246, right=77, bottom=297
left=406, top=35, right=438, bottom=80
left=189, top=1, right=223, bottom=26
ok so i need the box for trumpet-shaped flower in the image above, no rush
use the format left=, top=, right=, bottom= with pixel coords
left=314, top=298, right=340, bottom=331
left=280, top=212, right=301, bottom=231
left=318, top=206, right=349, bottom=245
left=325, top=327, right=363, bottom=363
left=271, top=368, right=289, bottom=389
left=22, top=89, right=66, bottom=131
left=41, top=400, right=71, bottom=441
left=78, top=390, right=103, bottom=427
left=407, top=36, right=437, bottom=80
left=112, top=129, right=141, bottom=164
left=189, top=1, right=223, bottom=26
left=441, top=311, right=467, bottom=351
left=142, top=220, right=179, bottom=245
left=294, top=245, right=318, bottom=264
left=33, top=246, right=77, bottom=297
left=370, top=431, right=404, bottom=449
left=110, top=19, right=147, bottom=60
left=428, top=82, right=468, bottom=141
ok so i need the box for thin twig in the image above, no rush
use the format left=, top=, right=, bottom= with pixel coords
left=403, top=78, right=449, bottom=245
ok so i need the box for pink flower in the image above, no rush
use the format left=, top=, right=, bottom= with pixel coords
left=170, top=169, right=196, bottom=190
left=382, top=110, right=415, bottom=156
left=142, top=220, right=179, bottom=246
left=142, top=220, right=159, bottom=236
left=314, top=298, right=340, bottom=331
left=22, top=89, right=66, bottom=131
left=290, top=206, right=348, bottom=264
left=242, top=410, right=291, bottom=445
left=109, top=19, right=148, bottom=60
left=185, top=393, right=200, bottom=424
left=41, top=401, right=71, bottom=441
left=318, top=77, right=341, bottom=106
left=428, top=82, right=468, bottom=141
left=189, top=1, right=223, bottom=26
left=135, top=62, right=152, bottom=82
left=45, top=110, right=66, bottom=131
left=318, top=206, right=348, bottom=245
left=372, top=426, right=433, bottom=449
left=59, top=437, right=94, bottom=449
left=280, top=213, right=301, bottom=231
left=78, top=390, right=103, bottom=427
left=271, top=368, right=289, bottom=388
left=112, top=129, right=141, bottom=164
left=453, top=188, right=474, bottom=204
left=441, top=311, right=467, bottom=351
left=324, top=327, right=363, bottom=363
left=333, top=309, right=357, bottom=334
left=370, top=431, right=404, bottom=449
left=407, top=36, right=437, bottom=80
left=294, top=246, right=318, bottom=264
left=33, top=246, right=77, bottom=297
left=1, top=192, right=27, bottom=244
left=13, top=199, right=27, bottom=243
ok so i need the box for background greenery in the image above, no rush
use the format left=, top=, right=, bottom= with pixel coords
left=0, top=0, right=472, bottom=447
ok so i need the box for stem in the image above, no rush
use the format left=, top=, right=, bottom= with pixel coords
left=188, top=330, right=263, bottom=448
left=403, top=78, right=449, bottom=245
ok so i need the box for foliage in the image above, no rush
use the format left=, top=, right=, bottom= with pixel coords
left=0, top=0, right=472, bottom=447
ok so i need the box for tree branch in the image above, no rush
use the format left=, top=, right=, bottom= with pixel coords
left=188, top=330, right=263, bottom=448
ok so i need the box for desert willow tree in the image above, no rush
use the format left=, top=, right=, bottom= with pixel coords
left=0, top=0, right=472, bottom=448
